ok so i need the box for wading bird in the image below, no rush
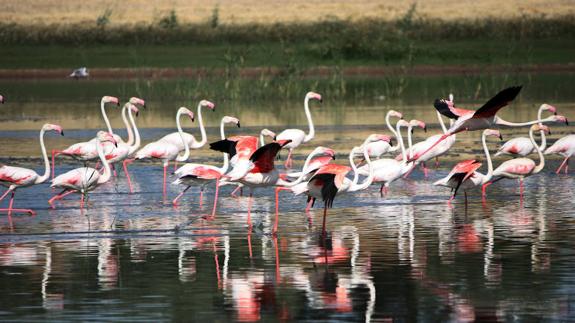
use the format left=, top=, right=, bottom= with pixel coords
left=276, top=91, right=322, bottom=168
left=544, top=134, right=575, bottom=174
left=495, top=103, right=557, bottom=157
left=49, top=131, right=117, bottom=209
left=482, top=124, right=551, bottom=198
left=0, top=124, right=64, bottom=215
left=433, top=129, right=502, bottom=204
left=135, top=107, right=194, bottom=197
left=172, top=116, right=241, bottom=217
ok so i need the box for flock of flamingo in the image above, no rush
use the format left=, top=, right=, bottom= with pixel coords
left=0, top=87, right=573, bottom=235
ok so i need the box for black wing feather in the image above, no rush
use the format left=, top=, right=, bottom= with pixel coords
left=473, top=86, right=522, bottom=117
left=249, top=142, right=283, bottom=162
left=434, top=99, right=460, bottom=120
left=209, top=139, right=237, bottom=158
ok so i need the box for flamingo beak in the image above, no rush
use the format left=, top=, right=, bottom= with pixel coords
left=423, top=126, right=427, bottom=133
left=389, top=138, right=394, bottom=146
left=237, top=122, right=241, bottom=128
left=565, top=118, right=569, bottom=125
left=499, top=134, right=503, bottom=140
left=61, top=130, right=64, bottom=136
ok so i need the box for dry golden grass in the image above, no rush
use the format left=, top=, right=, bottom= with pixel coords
left=2, top=0, right=574, bottom=25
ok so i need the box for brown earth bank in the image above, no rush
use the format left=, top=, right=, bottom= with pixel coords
left=2, top=64, right=575, bottom=80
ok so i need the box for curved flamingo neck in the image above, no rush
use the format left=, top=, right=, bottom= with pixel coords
left=259, top=130, right=267, bottom=147
left=176, top=110, right=191, bottom=162
left=495, top=116, right=554, bottom=127
left=350, top=147, right=373, bottom=192
left=303, top=96, right=315, bottom=143
left=121, top=104, right=134, bottom=146
left=97, top=140, right=112, bottom=184
left=279, top=149, right=323, bottom=187
left=537, top=105, right=547, bottom=151
left=101, top=99, right=114, bottom=135
left=396, top=121, right=407, bottom=162
left=386, top=112, right=400, bottom=151
left=192, top=103, right=207, bottom=149
left=481, top=132, right=494, bottom=184
left=127, top=106, right=140, bottom=156
left=219, top=120, right=229, bottom=173
left=530, top=127, right=545, bottom=174
left=35, top=127, right=50, bottom=184
left=436, top=111, right=448, bottom=134
left=350, top=147, right=359, bottom=185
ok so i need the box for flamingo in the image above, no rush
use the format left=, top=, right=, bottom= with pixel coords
left=495, top=103, right=557, bottom=157
left=51, top=95, right=120, bottom=179
left=69, top=67, right=89, bottom=79
left=384, top=110, right=404, bottom=153
left=0, top=124, right=64, bottom=215
left=104, top=103, right=141, bottom=193
left=276, top=91, right=322, bottom=168
left=304, top=144, right=375, bottom=236
left=211, top=138, right=293, bottom=226
left=160, top=100, right=214, bottom=150
left=433, top=129, right=502, bottom=204
left=49, top=131, right=117, bottom=209
left=353, top=134, right=394, bottom=160
left=357, top=119, right=423, bottom=196
left=544, top=134, right=575, bottom=174
left=171, top=116, right=241, bottom=217
left=0, top=95, right=4, bottom=104
left=135, top=107, right=194, bottom=197
left=402, top=95, right=457, bottom=177
left=408, top=86, right=567, bottom=163
left=482, top=124, right=551, bottom=198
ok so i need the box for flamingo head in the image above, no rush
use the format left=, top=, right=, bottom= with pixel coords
left=306, top=91, right=323, bottom=103
left=397, top=119, right=410, bottom=128
left=129, top=97, right=146, bottom=108
left=540, top=103, right=557, bottom=115
left=311, top=146, right=336, bottom=159
left=532, top=124, right=551, bottom=135
left=44, top=124, right=64, bottom=136
left=551, top=114, right=568, bottom=125
left=260, top=128, right=276, bottom=139
left=96, top=131, right=118, bottom=147
left=129, top=103, right=140, bottom=117
left=0, top=95, right=4, bottom=104
left=102, top=96, right=120, bottom=106
left=179, top=107, right=195, bottom=122
left=223, top=116, right=240, bottom=128
left=388, top=110, right=403, bottom=119
left=410, top=119, right=427, bottom=133
left=200, top=100, right=216, bottom=111
left=484, top=129, right=502, bottom=140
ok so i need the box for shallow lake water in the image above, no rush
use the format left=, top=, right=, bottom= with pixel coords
left=0, top=73, right=574, bottom=321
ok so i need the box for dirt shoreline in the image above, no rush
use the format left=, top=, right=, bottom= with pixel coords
left=1, top=64, right=574, bottom=80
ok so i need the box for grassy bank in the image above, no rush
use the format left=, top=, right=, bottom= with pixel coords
left=1, top=16, right=575, bottom=69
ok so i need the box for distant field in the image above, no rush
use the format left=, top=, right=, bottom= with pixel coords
left=2, top=0, right=574, bottom=25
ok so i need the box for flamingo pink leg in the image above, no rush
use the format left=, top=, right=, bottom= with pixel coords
left=482, top=182, right=491, bottom=198
left=172, top=186, right=191, bottom=206
left=379, top=184, right=385, bottom=197
left=284, top=149, right=293, bottom=169
left=230, top=186, right=241, bottom=198
left=321, top=206, right=328, bottom=236
left=122, top=159, right=134, bottom=193
left=403, top=166, right=415, bottom=178
left=0, top=190, right=35, bottom=216
left=447, top=194, right=455, bottom=206
left=210, top=178, right=220, bottom=218
left=556, top=156, right=569, bottom=174
left=80, top=193, right=85, bottom=210
left=274, top=187, right=290, bottom=234
left=111, top=164, right=117, bottom=177
left=0, top=189, right=12, bottom=203
left=435, top=157, right=440, bottom=169
left=48, top=190, right=76, bottom=209
left=199, top=189, right=204, bottom=209
left=213, top=242, right=221, bottom=289
left=163, top=164, right=168, bottom=197
left=305, top=198, right=314, bottom=212
left=422, top=162, right=429, bottom=178
left=247, top=191, right=253, bottom=228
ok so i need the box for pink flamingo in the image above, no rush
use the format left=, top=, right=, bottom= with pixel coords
left=219, top=140, right=290, bottom=228
left=304, top=145, right=375, bottom=236
left=495, top=103, right=557, bottom=157
left=171, top=116, right=241, bottom=217
left=433, top=129, right=502, bottom=204
left=104, top=103, right=141, bottom=193
left=357, top=120, right=423, bottom=196
left=49, top=131, right=117, bottom=209
left=482, top=124, right=551, bottom=198
left=272, top=146, right=336, bottom=233
left=402, top=95, right=456, bottom=177
left=135, top=107, right=194, bottom=197
left=276, top=91, right=322, bottom=168
left=408, top=86, right=567, bottom=163
left=353, top=134, right=394, bottom=161
left=51, top=95, right=120, bottom=178
left=0, top=124, right=64, bottom=215
left=545, top=134, right=575, bottom=174
left=160, top=100, right=214, bottom=170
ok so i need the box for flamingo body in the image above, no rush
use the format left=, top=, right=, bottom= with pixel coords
left=0, top=166, right=40, bottom=187
left=51, top=167, right=104, bottom=192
